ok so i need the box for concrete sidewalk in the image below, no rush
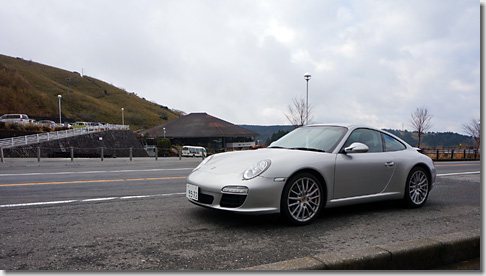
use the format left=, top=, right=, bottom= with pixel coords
left=244, top=230, right=480, bottom=270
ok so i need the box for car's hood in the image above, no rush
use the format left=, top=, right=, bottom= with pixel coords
left=196, top=148, right=334, bottom=178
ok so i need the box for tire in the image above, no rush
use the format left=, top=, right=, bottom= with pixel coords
left=281, top=172, right=324, bottom=225
left=403, top=167, right=430, bottom=208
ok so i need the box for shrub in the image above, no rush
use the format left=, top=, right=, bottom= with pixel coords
left=157, top=138, right=172, bottom=156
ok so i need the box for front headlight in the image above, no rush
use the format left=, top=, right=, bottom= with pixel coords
left=193, top=155, right=214, bottom=172
left=243, top=159, right=271, bottom=180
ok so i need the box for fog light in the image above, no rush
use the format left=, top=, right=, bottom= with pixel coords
left=222, top=186, right=248, bottom=195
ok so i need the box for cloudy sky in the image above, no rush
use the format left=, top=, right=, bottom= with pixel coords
left=0, top=0, right=480, bottom=134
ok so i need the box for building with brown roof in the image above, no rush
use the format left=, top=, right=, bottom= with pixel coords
left=140, top=113, right=260, bottom=152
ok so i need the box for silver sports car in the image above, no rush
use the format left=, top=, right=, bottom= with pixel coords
left=186, top=124, right=436, bottom=225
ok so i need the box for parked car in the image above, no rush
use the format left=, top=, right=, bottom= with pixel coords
left=0, top=114, right=30, bottom=125
left=186, top=124, right=436, bottom=225
left=37, top=120, right=56, bottom=128
left=71, top=122, right=89, bottom=128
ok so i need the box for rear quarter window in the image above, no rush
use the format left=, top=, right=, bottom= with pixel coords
left=384, top=134, right=406, bottom=151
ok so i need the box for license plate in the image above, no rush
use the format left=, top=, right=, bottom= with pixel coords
left=186, top=184, right=199, bottom=201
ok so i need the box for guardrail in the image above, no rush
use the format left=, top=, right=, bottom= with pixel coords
left=0, top=124, right=129, bottom=149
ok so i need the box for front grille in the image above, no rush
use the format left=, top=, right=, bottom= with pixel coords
left=198, top=193, right=214, bottom=204
left=220, top=194, right=247, bottom=208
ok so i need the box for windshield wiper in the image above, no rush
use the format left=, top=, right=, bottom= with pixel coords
left=289, top=147, right=326, bottom=153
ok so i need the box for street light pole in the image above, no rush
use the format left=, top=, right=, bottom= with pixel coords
left=57, top=95, right=62, bottom=125
left=304, top=73, right=311, bottom=125
left=121, top=108, right=124, bottom=126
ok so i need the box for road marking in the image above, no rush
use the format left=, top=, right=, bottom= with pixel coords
left=437, top=171, right=480, bottom=177
left=0, top=200, right=78, bottom=208
left=81, top=197, right=117, bottom=202
left=0, top=176, right=187, bottom=187
left=435, top=163, right=479, bottom=167
left=0, top=168, right=194, bottom=177
left=0, top=192, right=185, bottom=208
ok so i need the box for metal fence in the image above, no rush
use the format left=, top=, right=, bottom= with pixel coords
left=0, top=124, right=129, bottom=149
left=0, top=146, right=202, bottom=163
left=421, top=148, right=480, bottom=161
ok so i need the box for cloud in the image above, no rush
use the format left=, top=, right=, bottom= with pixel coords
left=0, top=0, right=479, bottom=134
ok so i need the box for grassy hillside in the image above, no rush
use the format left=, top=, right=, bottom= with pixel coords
left=0, top=54, right=181, bottom=130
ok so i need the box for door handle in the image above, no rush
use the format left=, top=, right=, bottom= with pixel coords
left=385, top=161, right=395, bottom=167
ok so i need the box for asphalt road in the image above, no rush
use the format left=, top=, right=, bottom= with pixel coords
left=0, top=158, right=481, bottom=270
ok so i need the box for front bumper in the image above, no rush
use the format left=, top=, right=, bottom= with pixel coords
left=186, top=170, right=285, bottom=214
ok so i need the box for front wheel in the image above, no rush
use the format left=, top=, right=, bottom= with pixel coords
left=403, top=167, right=430, bottom=208
left=281, top=173, right=324, bottom=225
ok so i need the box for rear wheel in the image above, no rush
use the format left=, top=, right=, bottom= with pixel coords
left=403, top=167, right=430, bottom=208
left=281, top=173, right=324, bottom=225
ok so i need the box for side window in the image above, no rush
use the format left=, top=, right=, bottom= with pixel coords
left=344, top=129, right=384, bottom=153
left=384, top=134, right=406, bottom=151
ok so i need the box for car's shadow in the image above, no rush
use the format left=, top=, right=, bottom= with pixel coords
left=185, top=199, right=410, bottom=229
left=187, top=207, right=282, bottom=228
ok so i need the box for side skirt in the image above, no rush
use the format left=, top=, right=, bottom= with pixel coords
left=326, top=192, right=402, bottom=208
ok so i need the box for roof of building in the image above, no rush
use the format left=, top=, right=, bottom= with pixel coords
left=141, top=113, right=260, bottom=138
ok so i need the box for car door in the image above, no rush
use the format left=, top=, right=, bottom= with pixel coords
left=333, top=128, right=395, bottom=199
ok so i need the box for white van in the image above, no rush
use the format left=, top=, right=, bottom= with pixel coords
left=182, top=146, right=207, bottom=157
left=0, top=114, right=30, bottom=125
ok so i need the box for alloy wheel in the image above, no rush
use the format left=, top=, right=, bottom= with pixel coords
left=287, top=176, right=322, bottom=223
left=408, top=170, right=429, bottom=205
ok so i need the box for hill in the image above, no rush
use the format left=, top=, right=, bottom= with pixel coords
left=0, top=54, right=181, bottom=130
left=240, top=125, right=476, bottom=148
left=384, top=129, right=476, bottom=148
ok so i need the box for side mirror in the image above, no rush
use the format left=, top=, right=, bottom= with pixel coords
left=344, top=142, right=369, bottom=153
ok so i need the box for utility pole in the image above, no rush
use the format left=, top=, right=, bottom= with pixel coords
left=304, top=73, right=311, bottom=125
left=58, top=95, right=62, bottom=125
left=67, top=77, right=71, bottom=93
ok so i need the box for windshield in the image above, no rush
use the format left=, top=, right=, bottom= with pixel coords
left=269, top=126, right=348, bottom=153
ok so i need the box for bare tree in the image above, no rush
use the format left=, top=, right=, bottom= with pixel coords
left=284, top=96, right=313, bottom=128
left=410, top=106, right=433, bottom=148
left=462, top=119, right=480, bottom=149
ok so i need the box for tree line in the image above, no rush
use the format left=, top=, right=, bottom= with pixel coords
left=283, top=101, right=479, bottom=149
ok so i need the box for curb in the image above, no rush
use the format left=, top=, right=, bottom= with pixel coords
left=243, top=230, right=480, bottom=270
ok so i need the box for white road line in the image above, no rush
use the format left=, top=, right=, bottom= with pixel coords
left=0, top=200, right=78, bottom=208
left=81, top=197, right=118, bottom=202
left=0, top=192, right=185, bottom=208
left=437, top=171, right=480, bottom=177
left=0, top=168, right=194, bottom=177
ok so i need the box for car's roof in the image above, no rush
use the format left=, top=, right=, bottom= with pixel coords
left=305, top=123, right=376, bottom=130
